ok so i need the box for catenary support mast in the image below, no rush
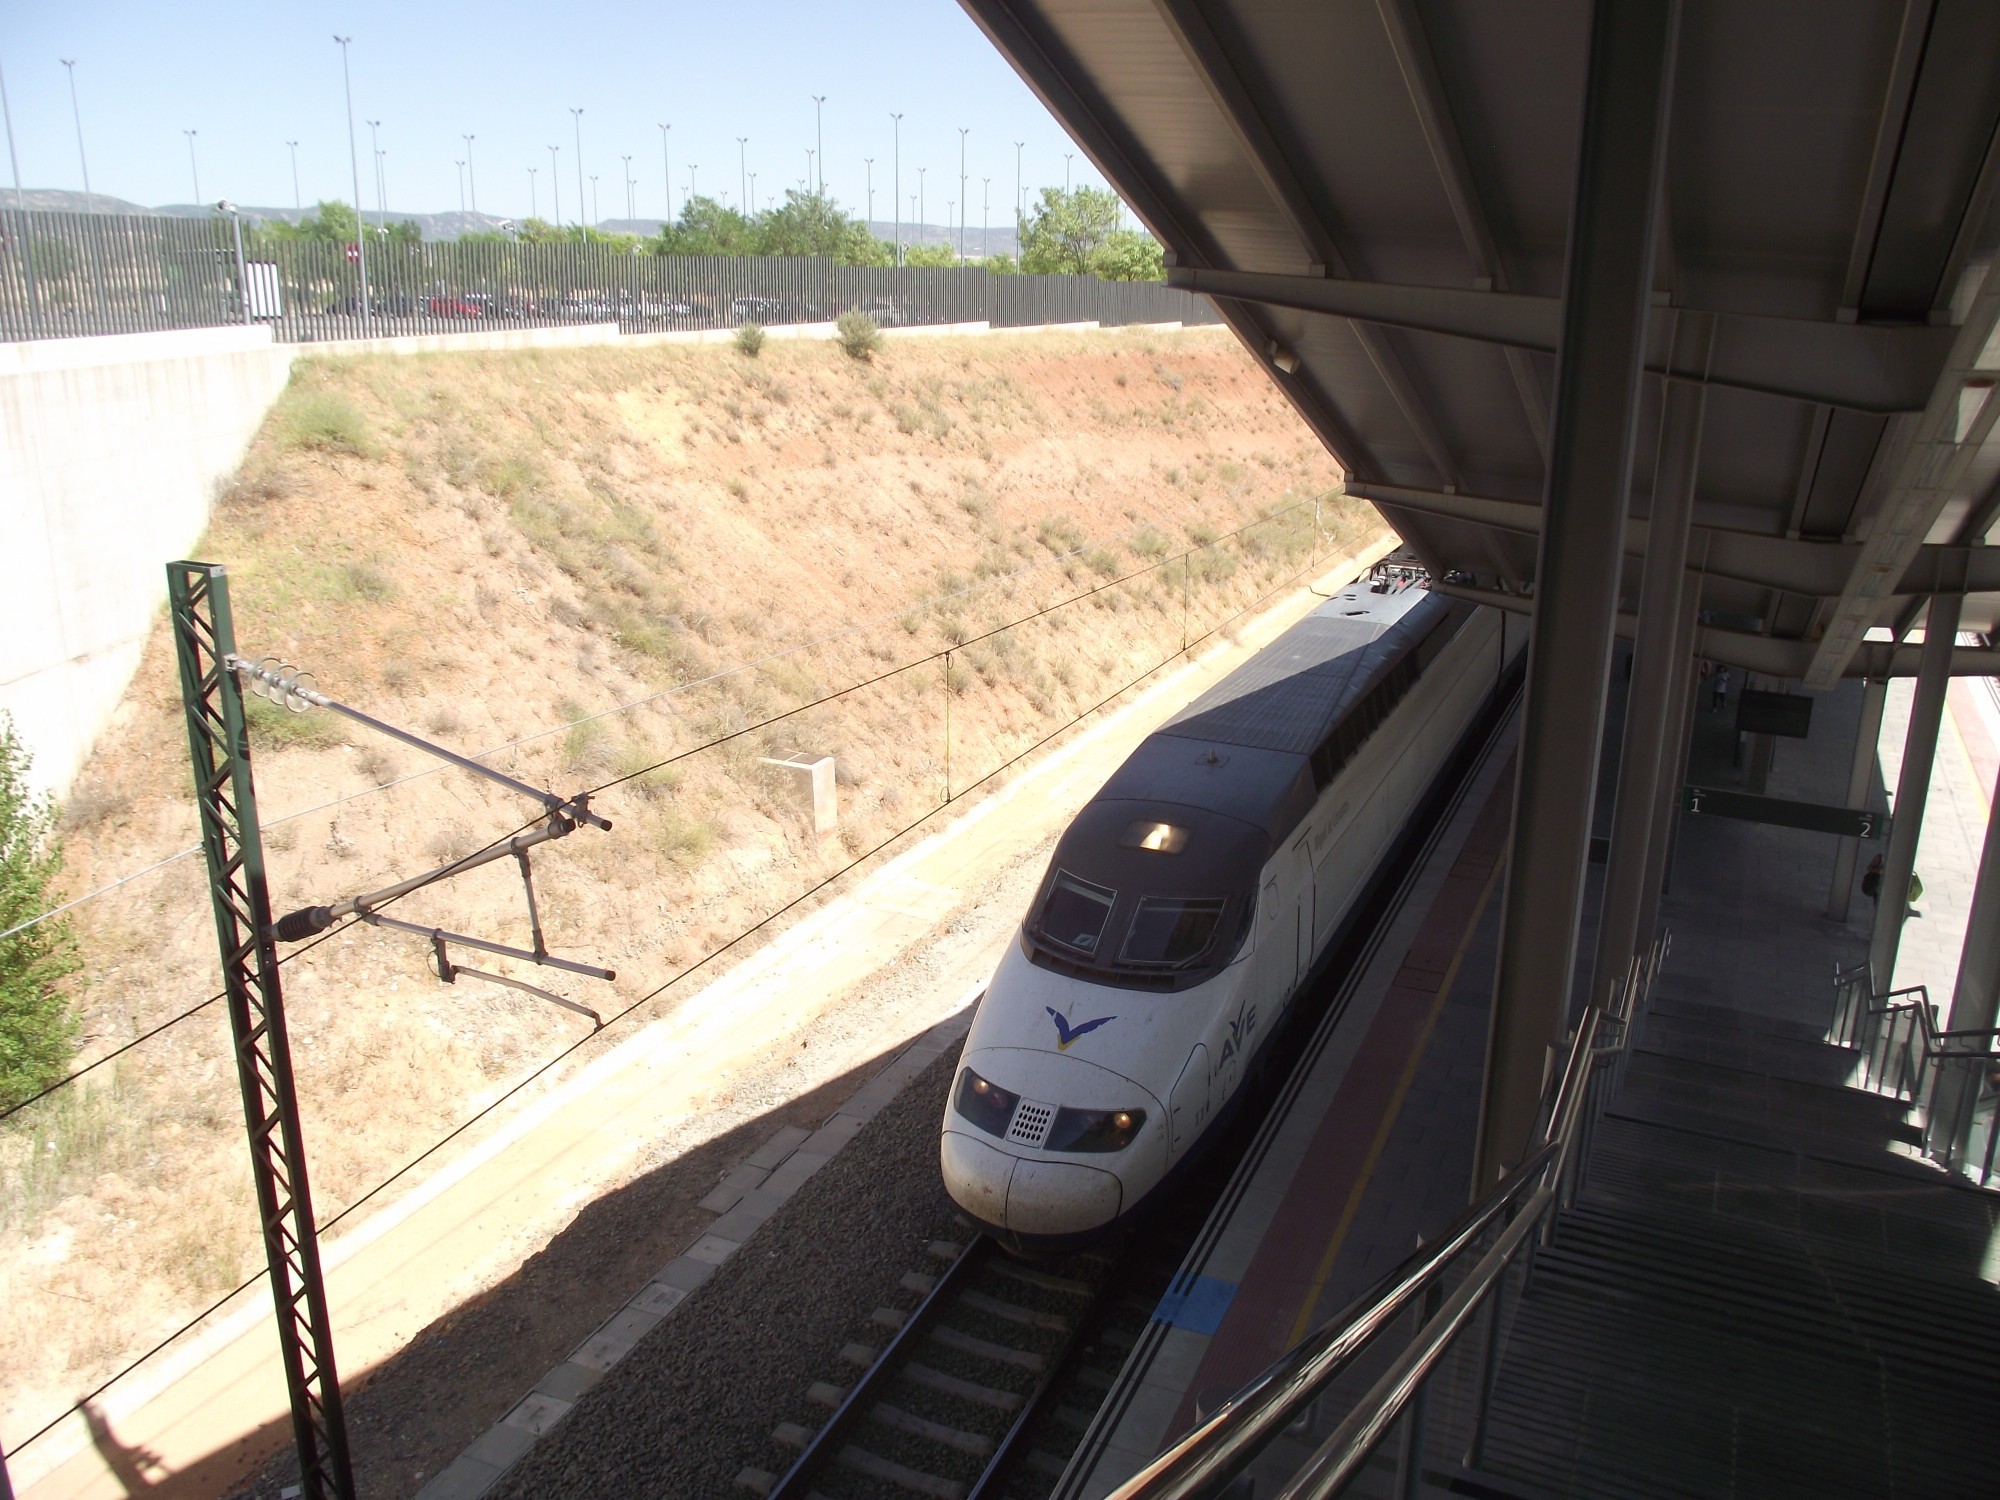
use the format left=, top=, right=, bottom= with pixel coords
left=168, top=562, right=354, bottom=1500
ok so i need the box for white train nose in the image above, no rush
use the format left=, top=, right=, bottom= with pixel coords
left=941, top=1130, right=1123, bottom=1237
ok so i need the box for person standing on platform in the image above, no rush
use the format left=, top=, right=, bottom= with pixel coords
left=1711, top=664, right=1732, bottom=712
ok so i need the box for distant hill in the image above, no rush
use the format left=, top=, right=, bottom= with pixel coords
left=9, top=189, right=1019, bottom=255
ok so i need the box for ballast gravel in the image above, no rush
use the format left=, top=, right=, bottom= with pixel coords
left=490, top=1046, right=965, bottom=1498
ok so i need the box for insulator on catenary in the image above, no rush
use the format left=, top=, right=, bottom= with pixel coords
left=243, top=657, right=319, bottom=713
left=270, top=905, right=335, bottom=943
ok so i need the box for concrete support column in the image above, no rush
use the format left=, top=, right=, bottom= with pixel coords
left=1827, top=676, right=1889, bottom=921
left=1474, top=0, right=1681, bottom=1193
left=1946, top=751, right=2000, bottom=1034
left=1588, top=345, right=1707, bottom=1009
left=1634, top=579, right=1702, bottom=944
left=1868, top=593, right=1963, bottom=990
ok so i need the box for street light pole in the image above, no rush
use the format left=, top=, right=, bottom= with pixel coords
left=221, top=201, right=251, bottom=324
left=59, top=59, right=92, bottom=208
left=658, top=123, right=672, bottom=223
left=737, top=137, right=749, bottom=215
left=455, top=160, right=466, bottom=219
left=957, top=126, right=968, bottom=263
left=367, top=121, right=383, bottom=231
left=527, top=166, right=537, bottom=221
left=811, top=94, right=826, bottom=195
left=286, top=139, right=301, bottom=212
left=589, top=174, right=598, bottom=229
left=890, top=112, right=902, bottom=265
left=569, top=107, right=585, bottom=229
left=548, top=144, right=561, bottom=228
left=622, top=154, right=634, bottom=221
left=918, top=166, right=926, bottom=249
left=688, top=163, right=697, bottom=202
left=334, top=36, right=371, bottom=335
left=1, top=62, right=24, bottom=212
left=864, top=158, right=873, bottom=231
left=1014, top=140, right=1024, bottom=225
left=462, top=133, right=477, bottom=218
left=806, top=149, right=814, bottom=197
left=183, top=129, right=201, bottom=205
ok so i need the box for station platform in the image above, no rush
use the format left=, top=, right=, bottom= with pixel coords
left=1059, top=664, right=1998, bottom=1499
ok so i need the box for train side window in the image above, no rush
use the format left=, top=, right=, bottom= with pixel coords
left=1034, top=870, right=1118, bottom=955
left=1262, top=879, right=1280, bottom=923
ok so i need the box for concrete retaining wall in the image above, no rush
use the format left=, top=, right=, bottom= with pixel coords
left=303, top=322, right=624, bottom=358
left=0, top=326, right=296, bottom=797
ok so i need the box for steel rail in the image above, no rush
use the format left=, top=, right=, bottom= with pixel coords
left=768, top=1236, right=997, bottom=1500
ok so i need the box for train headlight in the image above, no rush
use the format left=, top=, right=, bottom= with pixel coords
left=1046, top=1106, right=1148, bottom=1153
left=955, top=1067, right=1020, bottom=1139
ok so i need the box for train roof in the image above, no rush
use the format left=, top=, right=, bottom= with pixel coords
left=1158, top=583, right=1442, bottom=757
left=1091, top=584, right=1454, bottom=846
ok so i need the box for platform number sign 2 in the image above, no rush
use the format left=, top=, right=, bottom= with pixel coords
left=1682, top=784, right=1886, bottom=840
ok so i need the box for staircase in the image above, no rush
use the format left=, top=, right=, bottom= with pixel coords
left=1477, top=995, right=2000, bottom=1499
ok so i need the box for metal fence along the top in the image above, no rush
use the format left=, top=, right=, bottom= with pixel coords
left=0, top=209, right=1220, bottom=345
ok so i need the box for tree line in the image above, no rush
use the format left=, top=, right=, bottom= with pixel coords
left=256, top=185, right=1165, bottom=281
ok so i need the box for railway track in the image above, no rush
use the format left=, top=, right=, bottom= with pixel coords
left=739, top=669, right=1522, bottom=1500
left=747, top=1233, right=1122, bottom=1500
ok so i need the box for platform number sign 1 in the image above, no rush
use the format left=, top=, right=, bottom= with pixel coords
left=1681, top=784, right=1886, bottom=840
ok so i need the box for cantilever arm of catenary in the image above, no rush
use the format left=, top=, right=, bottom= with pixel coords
left=227, top=653, right=611, bottom=829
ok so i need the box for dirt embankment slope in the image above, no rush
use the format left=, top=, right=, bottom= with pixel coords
left=2, top=327, right=1366, bottom=1452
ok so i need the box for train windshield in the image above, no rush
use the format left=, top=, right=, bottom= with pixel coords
left=1119, top=896, right=1227, bottom=968
left=1035, top=871, right=1117, bottom=955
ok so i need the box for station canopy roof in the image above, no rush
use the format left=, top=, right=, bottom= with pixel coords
left=961, top=0, right=2000, bottom=682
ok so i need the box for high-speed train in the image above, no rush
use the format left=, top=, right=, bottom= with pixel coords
left=940, top=575, right=1525, bottom=1252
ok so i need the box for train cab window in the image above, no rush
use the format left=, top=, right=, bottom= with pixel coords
left=1035, top=871, right=1117, bottom=955
left=1118, top=819, right=1190, bottom=854
left=1120, top=896, right=1227, bottom=968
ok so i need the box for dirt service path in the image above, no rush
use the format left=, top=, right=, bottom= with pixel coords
left=19, top=533, right=1396, bottom=1500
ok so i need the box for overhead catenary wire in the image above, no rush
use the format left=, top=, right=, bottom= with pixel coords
left=0, top=496, right=1309, bottom=950
left=0, top=809, right=550, bottom=1125
left=0, top=499, right=1333, bottom=1122
left=0, top=520, right=1351, bottom=1464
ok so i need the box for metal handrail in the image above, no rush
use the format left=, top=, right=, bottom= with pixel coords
left=1106, top=930, right=1668, bottom=1500
left=1827, top=972, right=2000, bottom=1189
left=1101, top=1141, right=1559, bottom=1500
left=1274, top=1188, right=1554, bottom=1499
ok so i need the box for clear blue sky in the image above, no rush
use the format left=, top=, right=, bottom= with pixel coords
left=0, top=0, right=1115, bottom=228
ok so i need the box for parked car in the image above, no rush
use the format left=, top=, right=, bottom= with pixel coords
left=425, top=294, right=483, bottom=319
left=852, top=297, right=905, bottom=328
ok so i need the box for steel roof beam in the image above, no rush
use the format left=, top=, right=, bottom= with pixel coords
left=1802, top=266, right=2000, bottom=686
left=1375, top=0, right=1551, bottom=456
left=958, top=0, right=1395, bottom=486
left=1351, top=479, right=2000, bottom=599
left=1166, top=265, right=1958, bottom=415
left=1839, top=0, right=1939, bottom=313
left=1151, top=0, right=1466, bottom=491
left=1436, top=582, right=2000, bottom=678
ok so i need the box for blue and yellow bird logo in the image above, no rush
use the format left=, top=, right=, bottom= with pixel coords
left=1047, top=1007, right=1116, bottom=1051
